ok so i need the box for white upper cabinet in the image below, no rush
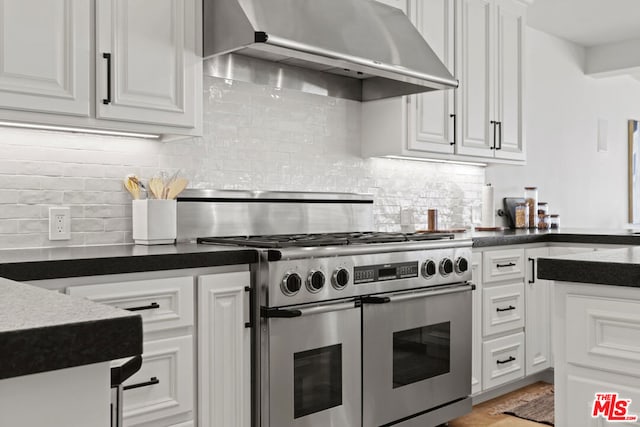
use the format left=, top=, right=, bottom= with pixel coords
left=457, top=0, right=526, bottom=160
left=0, top=0, right=201, bottom=138
left=96, top=0, right=199, bottom=128
left=0, top=0, right=90, bottom=116
left=408, top=0, right=456, bottom=154
left=362, top=0, right=527, bottom=163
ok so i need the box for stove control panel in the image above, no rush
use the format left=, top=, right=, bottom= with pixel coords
left=268, top=246, right=473, bottom=306
left=354, top=262, right=419, bottom=284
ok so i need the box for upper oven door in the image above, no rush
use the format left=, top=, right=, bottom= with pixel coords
left=362, top=284, right=473, bottom=427
left=264, top=299, right=361, bottom=427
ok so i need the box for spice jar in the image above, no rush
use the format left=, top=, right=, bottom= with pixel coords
left=515, top=202, right=529, bottom=229
left=538, top=214, right=550, bottom=230
left=550, top=214, right=560, bottom=229
left=537, top=202, right=549, bottom=216
left=524, top=187, right=538, bottom=228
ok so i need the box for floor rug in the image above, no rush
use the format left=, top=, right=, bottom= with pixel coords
left=501, top=385, right=554, bottom=426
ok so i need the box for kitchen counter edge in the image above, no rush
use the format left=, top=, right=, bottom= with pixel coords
left=0, top=277, right=142, bottom=380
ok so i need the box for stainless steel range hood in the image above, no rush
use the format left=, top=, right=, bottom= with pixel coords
left=203, top=0, right=458, bottom=101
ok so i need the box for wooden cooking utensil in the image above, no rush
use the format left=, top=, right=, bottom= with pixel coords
left=148, top=177, right=165, bottom=199
left=166, top=177, right=188, bottom=200
left=123, top=177, right=140, bottom=199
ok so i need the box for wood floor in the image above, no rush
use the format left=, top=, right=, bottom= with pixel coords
left=448, top=382, right=551, bottom=427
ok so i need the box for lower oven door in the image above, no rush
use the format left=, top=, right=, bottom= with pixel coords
left=264, top=299, right=361, bottom=427
left=362, top=284, right=473, bottom=427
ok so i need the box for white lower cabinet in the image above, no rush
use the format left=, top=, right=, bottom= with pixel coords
left=198, top=271, right=251, bottom=427
left=471, top=252, right=483, bottom=394
left=482, top=332, right=525, bottom=389
left=524, top=247, right=552, bottom=375
left=123, top=336, right=194, bottom=426
left=482, top=282, right=524, bottom=336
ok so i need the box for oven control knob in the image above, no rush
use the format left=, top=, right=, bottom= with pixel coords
left=440, top=258, right=454, bottom=276
left=332, top=268, right=350, bottom=289
left=421, top=260, right=437, bottom=279
left=455, top=257, right=469, bottom=274
left=281, top=272, right=302, bottom=296
left=307, top=270, right=326, bottom=293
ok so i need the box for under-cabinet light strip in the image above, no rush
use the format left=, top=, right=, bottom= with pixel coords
left=0, top=121, right=160, bottom=139
left=384, top=155, right=488, bottom=167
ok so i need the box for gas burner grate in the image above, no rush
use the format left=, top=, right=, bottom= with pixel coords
left=198, top=231, right=455, bottom=248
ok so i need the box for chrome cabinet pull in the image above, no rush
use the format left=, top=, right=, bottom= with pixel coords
left=102, top=53, right=112, bottom=105
left=496, top=305, right=516, bottom=312
left=123, top=376, right=159, bottom=391
left=125, top=302, right=160, bottom=312
left=496, top=262, right=516, bottom=268
left=496, top=356, right=516, bottom=365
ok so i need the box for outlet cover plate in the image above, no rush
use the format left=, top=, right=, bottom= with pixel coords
left=49, top=207, right=71, bottom=240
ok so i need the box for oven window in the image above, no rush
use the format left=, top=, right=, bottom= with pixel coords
left=294, top=344, right=343, bottom=418
left=393, top=322, right=450, bottom=388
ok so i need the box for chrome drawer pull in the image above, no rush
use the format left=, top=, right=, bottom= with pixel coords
left=123, top=376, right=159, bottom=391
left=496, top=305, right=516, bottom=312
left=496, top=262, right=516, bottom=268
left=496, top=356, right=516, bottom=365
left=125, top=302, right=160, bottom=312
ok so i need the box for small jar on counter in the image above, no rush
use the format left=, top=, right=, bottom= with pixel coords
left=524, top=187, right=538, bottom=228
left=537, top=202, right=549, bottom=216
left=538, top=214, right=551, bottom=230
left=550, top=214, right=560, bottom=229
left=515, top=202, right=529, bottom=229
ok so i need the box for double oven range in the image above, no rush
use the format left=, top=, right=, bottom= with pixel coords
left=179, top=190, right=474, bottom=427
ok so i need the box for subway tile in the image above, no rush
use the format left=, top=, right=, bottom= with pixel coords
left=18, top=190, right=64, bottom=205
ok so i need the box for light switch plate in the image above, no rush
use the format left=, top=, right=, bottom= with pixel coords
left=49, top=207, right=70, bottom=240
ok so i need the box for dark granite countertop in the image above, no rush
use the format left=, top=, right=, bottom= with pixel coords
left=537, top=247, right=640, bottom=287
left=0, top=243, right=258, bottom=281
left=0, top=277, right=142, bottom=380
left=469, top=228, right=640, bottom=248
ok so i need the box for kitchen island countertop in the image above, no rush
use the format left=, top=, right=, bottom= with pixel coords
left=537, top=246, right=640, bottom=287
left=0, top=277, right=142, bottom=380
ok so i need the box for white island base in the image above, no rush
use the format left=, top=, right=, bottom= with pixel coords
left=555, top=282, right=640, bottom=426
left=0, top=362, right=110, bottom=427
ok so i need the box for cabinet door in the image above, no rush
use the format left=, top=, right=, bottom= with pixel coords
left=198, top=272, right=251, bottom=427
left=471, top=252, right=483, bottom=394
left=524, top=247, right=552, bottom=375
left=0, top=0, right=90, bottom=116
left=494, top=0, right=525, bottom=160
left=407, top=0, right=456, bottom=154
left=455, top=0, right=494, bottom=158
left=96, top=0, right=198, bottom=128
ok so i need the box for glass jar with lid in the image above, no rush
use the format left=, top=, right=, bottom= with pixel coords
left=538, top=214, right=551, bottom=230
left=524, top=187, right=538, bottom=228
left=550, top=214, right=560, bottom=229
left=515, top=202, right=529, bottom=229
left=537, top=202, right=549, bottom=216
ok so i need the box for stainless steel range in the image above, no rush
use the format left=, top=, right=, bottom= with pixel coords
left=178, top=190, right=474, bottom=427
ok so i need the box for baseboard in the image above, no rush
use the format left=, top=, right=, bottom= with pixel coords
left=471, top=369, right=554, bottom=405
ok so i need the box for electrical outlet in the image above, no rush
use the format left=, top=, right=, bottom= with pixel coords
left=49, top=207, right=71, bottom=240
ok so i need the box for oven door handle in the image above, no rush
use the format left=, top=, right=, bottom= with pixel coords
left=385, top=283, right=474, bottom=303
left=262, top=300, right=358, bottom=319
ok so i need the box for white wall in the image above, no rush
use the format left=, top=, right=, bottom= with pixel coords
left=487, top=27, right=640, bottom=228
left=0, top=77, right=484, bottom=249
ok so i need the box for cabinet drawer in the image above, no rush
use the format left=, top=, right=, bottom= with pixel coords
left=482, top=332, right=525, bottom=390
left=482, top=249, right=525, bottom=284
left=67, top=277, right=194, bottom=333
left=123, top=335, right=194, bottom=426
left=483, top=282, right=524, bottom=336
left=566, top=293, right=640, bottom=377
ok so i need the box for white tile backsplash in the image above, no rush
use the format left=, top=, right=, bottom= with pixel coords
left=0, top=76, right=484, bottom=249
